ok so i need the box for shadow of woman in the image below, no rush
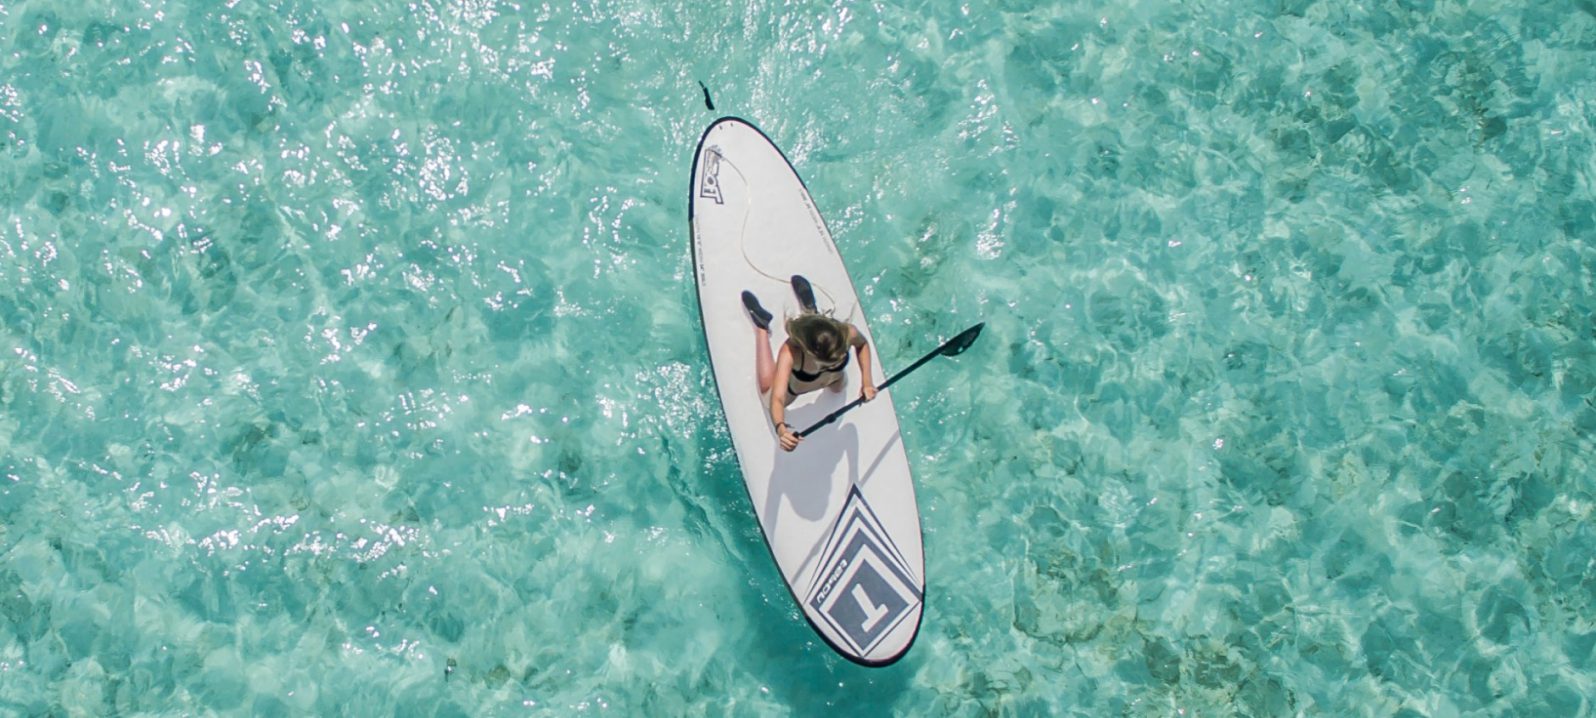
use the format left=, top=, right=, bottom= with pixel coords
left=760, top=420, right=860, bottom=551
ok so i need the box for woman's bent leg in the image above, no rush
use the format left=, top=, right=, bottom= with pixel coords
left=753, top=327, right=774, bottom=393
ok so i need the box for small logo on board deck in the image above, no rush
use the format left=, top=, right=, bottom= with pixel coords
left=806, top=487, right=922, bottom=656
left=699, top=148, right=725, bottom=205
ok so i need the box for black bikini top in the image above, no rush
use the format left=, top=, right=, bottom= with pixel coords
left=790, top=351, right=849, bottom=383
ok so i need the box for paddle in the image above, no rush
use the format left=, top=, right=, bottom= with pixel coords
left=797, top=322, right=985, bottom=438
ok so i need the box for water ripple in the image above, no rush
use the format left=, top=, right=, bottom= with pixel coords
left=1, top=0, right=1595, bottom=714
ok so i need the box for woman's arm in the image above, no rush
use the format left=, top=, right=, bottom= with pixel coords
left=852, top=326, right=877, bottom=402
left=771, top=343, right=801, bottom=450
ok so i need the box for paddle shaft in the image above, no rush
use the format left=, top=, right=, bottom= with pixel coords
left=796, top=325, right=978, bottom=438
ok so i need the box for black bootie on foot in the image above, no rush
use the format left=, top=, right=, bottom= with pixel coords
left=741, top=291, right=773, bottom=330
left=790, top=275, right=817, bottom=313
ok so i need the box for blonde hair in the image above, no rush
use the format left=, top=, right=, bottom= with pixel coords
left=785, top=313, right=850, bottom=365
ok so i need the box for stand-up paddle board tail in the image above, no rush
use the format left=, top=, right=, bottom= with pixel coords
left=689, top=117, right=925, bottom=666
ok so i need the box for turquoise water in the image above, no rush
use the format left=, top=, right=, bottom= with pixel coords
left=2, top=0, right=1595, bottom=713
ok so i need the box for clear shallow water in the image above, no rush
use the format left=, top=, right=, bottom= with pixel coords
left=1, top=0, right=1594, bottom=714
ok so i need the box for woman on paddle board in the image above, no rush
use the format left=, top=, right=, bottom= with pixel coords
left=742, top=275, right=877, bottom=451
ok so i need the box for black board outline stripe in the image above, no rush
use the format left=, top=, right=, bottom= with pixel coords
left=687, top=116, right=925, bottom=668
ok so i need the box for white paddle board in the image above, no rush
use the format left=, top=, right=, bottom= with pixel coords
left=689, top=117, right=924, bottom=666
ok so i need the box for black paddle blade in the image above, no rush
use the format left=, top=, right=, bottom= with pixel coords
left=939, top=323, right=984, bottom=357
